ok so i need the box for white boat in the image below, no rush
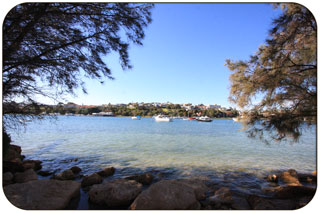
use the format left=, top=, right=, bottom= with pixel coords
left=233, top=117, right=240, bottom=122
left=154, top=115, right=172, bottom=122
left=196, top=116, right=212, bottom=122
left=233, top=116, right=244, bottom=122
left=132, top=116, right=141, bottom=120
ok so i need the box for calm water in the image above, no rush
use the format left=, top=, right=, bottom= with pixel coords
left=9, top=116, right=316, bottom=195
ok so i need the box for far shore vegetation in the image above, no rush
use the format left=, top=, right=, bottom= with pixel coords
left=4, top=102, right=239, bottom=118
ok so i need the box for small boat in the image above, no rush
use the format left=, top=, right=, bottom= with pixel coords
left=233, top=116, right=244, bottom=122
left=132, top=116, right=141, bottom=120
left=196, top=116, right=212, bottom=122
left=233, top=117, right=240, bottom=122
left=154, top=115, right=172, bottom=122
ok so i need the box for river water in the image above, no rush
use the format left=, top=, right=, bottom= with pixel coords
left=9, top=116, right=316, bottom=197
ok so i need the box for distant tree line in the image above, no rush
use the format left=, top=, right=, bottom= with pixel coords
left=39, top=104, right=239, bottom=118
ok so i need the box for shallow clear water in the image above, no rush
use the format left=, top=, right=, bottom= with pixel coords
left=9, top=116, right=316, bottom=195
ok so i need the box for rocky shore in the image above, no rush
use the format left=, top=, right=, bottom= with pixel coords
left=3, top=144, right=317, bottom=210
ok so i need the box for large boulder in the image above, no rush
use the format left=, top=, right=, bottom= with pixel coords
left=81, top=173, right=103, bottom=188
left=247, top=195, right=297, bottom=210
left=89, top=179, right=142, bottom=207
left=54, top=169, right=75, bottom=180
left=96, top=167, right=115, bottom=177
left=4, top=145, right=22, bottom=161
left=4, top=179, right=81, bottom=210
left=3, top=158, right=24, bottom=174
left=3, top=172, right=14, bottom=186
left=273, top=185, right=316, bottom=199
left=176, top=179, right=209, bottom=200
left=14, top=169, right=38, bottom=183
left=279, top=169, right=301, bottom=186
left=129, top=180, right=201, bottom=210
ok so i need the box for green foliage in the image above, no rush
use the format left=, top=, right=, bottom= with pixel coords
left=2, top=2, right=153, bottom=131
left=226, top=3, right=316, bottom=141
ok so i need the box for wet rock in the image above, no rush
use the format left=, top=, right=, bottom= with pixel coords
left=177, top=179, right=210, bottom=200
left=279, top=169, right=301, bottom=186
left=23, top=160, right=42, bottom=171
left=70, top=166, right=82, bottom=174
left=130, top=180, right=201, bottom=210
left=89, top=179, right=142, bottom=207
left=54, top=169, right=75, bottom=180
left=126, top=173, right=154, bottom=185
left=4, top=145, right=22, bottom=161
left=298, top=173, right=317, bottom=184
left=267, top=174, right=278, bottom=183
left=96, top=167, right=115, bottom=177
left=3, top=172, right=14, bottom=186
left=230, top=195, right=251, bottom=210
left=273, top=185, right=316, bottom=199
left=38, top=170, right=53, bottom=177
left=3, top=158, right=24, bottom=174
left=247, top=195, right=275, bottom=210
left=247, top=195, right=297, bottom=210
left=208, top=187, right=233, bottom=206
left=4, top=179, right=80, bottom=210
left=296, top=196, right=314, bottom=208
left=14, top=169, right=38, bottom=183
left=81, top=173, right=102, bottom=187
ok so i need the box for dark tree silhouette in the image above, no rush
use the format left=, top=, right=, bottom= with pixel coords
left=226, top=3, right=316, bottom=141
left=3, top=2, right=153, bottom=128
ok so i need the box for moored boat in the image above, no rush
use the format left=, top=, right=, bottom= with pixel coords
left=196, top=116, right=212, bottom=122
left=132, top=116, right=141, bottom=120
left=154, top=115, right=172, bottom=122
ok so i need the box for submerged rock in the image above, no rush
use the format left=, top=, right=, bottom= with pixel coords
left=130, top=180, right=201, bottom=210
left=126, top=173, right=154, bottom=185
left=279, top=169, right=301, bottom=186
left=267, top=174, right=278, bottom=183
left=4, top=179, right=80, bottom=210
left=54, top=169, right=75, bottom=180
left=208, top=187, right=233, bottom=206
left=81, top=173, right=102, bottom=188
left=96, top=167, right=115, bottom=177
left=14, top=169, right=38, bottom=183
left=89, top=179, right=142, bottom=207
left=70, top=166, right=82, bottom=174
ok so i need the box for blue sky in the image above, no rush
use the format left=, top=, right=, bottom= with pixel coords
left=55, top=3, right=283, bottom=107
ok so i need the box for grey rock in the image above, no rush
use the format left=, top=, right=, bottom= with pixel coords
left=130, top=180, right=201, bottom=210
left=54, top=169, right=75, bottom=180
left=3, top=172, right=14, bottom=186
left=126, top=173, right=154, bottom=185
left=14, top=169, right=38, bottom=183
left=4, top=179, right=81, bottom=210
left=81, top=173, right=102, bottom=187
left=89, top=179, right=142, bottom=207
left=70, top=166, right=81, bottom=174
left=96, top=167, right=115, bottom=177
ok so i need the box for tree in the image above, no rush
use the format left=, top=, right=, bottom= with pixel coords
left=3, top=3, right=153, bottom=126
left=226, top=3, right=316, bottom=141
